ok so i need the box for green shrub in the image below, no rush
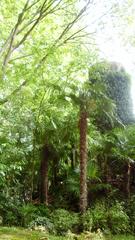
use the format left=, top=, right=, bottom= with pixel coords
left=125, top=196, right=135, bottom=233
left=83, top=201, right=129, bottom=234
left=108, top=201, right=130, bottom=234
left=0, top=201, right=51, bottom=227
left=19, top=203, right=51, bottom=227
left=51, top=209, right=79, bottom=235
left=91, top=202, right=108, bottom=231
left=19, top=203, right=38, bottom=227
left=4, top=211, right=19, bottom=226
left=36, top=204, right=51, bottom=217
left=82, top=203, right=108, bottom=232
left=81, top=209, right=93, bottom=231
left=29, top=216, right=55, bottom=233
left=0, top=195, right=22, bottom=226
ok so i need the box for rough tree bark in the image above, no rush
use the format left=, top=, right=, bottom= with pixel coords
left=79, top=106, right=88, bottom=213
left=40, top=145, right=50, bottom=205
left=126, top=162, right=131, bottom=198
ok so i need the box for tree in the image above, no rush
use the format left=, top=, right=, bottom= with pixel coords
left=89, top=61, right=134, bottom=131
left=0, top=0, right=95, bottom=205
left=0, top=0, right=92, bottom=105
left=79, top=93, right=88, bottom=213
left=0, top=0, right=127, bottom=212
left=69, top=76, right=114, bottom=212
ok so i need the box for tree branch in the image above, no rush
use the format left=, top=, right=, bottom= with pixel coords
left=0, top=0, right=92, bottom=105
left=2, top=0, right=30, bottom=70
left=0, top=80, right=27, bottom=105
left=39, top=1, right=92, bottom=64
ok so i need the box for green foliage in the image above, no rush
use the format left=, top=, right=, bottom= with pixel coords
left=89, top=62, right=134, bottom=129
left=4, top=211, right=19, bottom=227
left=1, top=202, right=52, bottom=228
left=0, top=201, right=130, bottom=235
left=0, top=0, right=93, bottom=215
left=0, top=0, right=134, bottom=236
left=87, top=202, right=108, bottom=232
left=82, top=201, right=129, bottom=234
left=87, top=161, right=100, bottom=180
left=105, top=63, right=133, bottom=125
left=51, top=209, right=79, bottom=235
left=29, top=216, right=55, bottom=233
left=108, top=201, right=130, bottom=234
left=126, top=195, right=135, bottom=233
left=36, top=204, right=51, bottom=217
left=111, top=126, right=135, bottom=161
left=81, top=210, right=93, bottom=231
left=19, top=204, right=52, bottom=227
left=19, top=204, right=39, bottom=227
left=0, top=194, right=22, bottom=226
left=64, top=169, right=80, bottom=199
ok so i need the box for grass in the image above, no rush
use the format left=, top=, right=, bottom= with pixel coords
left=110, top=235, right=135, bottom=240
left=0, top=227, right=65, bottom=240
left=0, top=227, right=134, bottom=240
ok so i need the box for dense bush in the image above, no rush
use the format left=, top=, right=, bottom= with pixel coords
left=19, top=204, right=52, bottom=227
left=82, top=201, right=129, bottom=234
left=0, top=194, right=22, bottom=226
left=51, top=209, right=79, bottom=235
left=36, top=204, right=51, bottom=217
left=0, top=201, right=52, bottom=227
left=29, top=216, right=55, bottom=233
left=0, top=201, right=131, bottom=235
left=82, top=202, right=108, bottom=232
left=108, top=201, right=130, bottom=234
left=19, top=204, right=39, bottom=227
left=126, top=195, right=135, bottom=233
left=91, top=202, right=109, bottom=232
left=81, top=209, right=93, bottom=231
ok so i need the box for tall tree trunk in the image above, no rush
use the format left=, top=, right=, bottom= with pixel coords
left=52, top=158, right=58, bottom=188
left=126, top=162, right=131, bottom=198
left=40, top=146, right=49, bottom=205
left=79, top=107, right=88, bottom=213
